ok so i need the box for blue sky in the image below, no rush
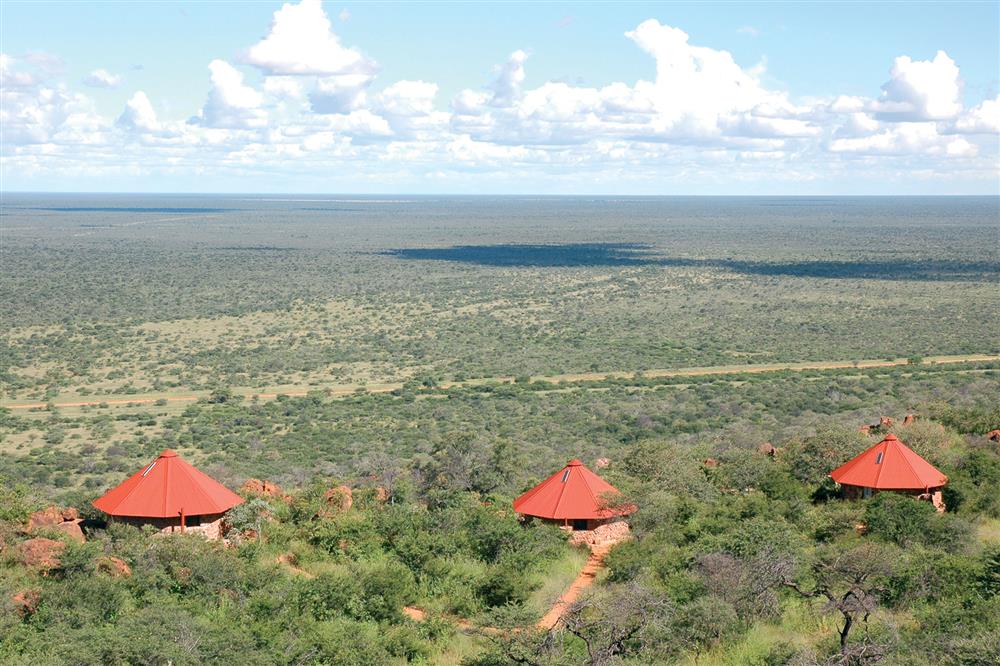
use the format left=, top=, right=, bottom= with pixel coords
left=2, top=1, right=998, bottom=193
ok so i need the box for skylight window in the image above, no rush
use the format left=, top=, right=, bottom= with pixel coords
left=561, top=469, right=570, bottom=483
left=142, top=461, right=157, bottom=477
left=875, top=452, right=884, bottom=465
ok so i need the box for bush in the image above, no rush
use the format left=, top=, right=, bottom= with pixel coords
left=863, top=492, right=973, bottom=549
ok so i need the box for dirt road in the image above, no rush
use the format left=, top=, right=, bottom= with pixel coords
left=6, top=353, right=998, bottom=411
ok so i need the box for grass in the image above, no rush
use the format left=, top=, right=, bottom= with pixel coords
left=678, top=598, right=831, bottom=666
left=976, top=517, right=1000, bottom=545
left=525, top=543, right=591, bottom=620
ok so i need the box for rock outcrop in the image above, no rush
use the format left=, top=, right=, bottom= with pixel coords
left=96, top=556, right=132, bottom=578
left=322, top=486, right=353, bottom=513
left=241, top=479, right=292, bottom=503
left=11, top=589, right=41, bottom=617
left=757, top=442, right=777, bottom=457
left=26, top=506, right=85, bottom=543
left=16, top=538, right=66, bottom=571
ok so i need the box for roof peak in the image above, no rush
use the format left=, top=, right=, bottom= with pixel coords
left=159, top=449, right=178, bottom=458
left=567, top=459, right=583, bottom=466
left=882, top=434, right=899, bottom=441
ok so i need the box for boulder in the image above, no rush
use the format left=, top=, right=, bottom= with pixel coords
left=96, top=556, right=132, bottom=578
left=10, top=589, right=41, bottom=618
left=987, top=429, right=1000, bottom=442
left=595, top=457, right=611, bottom=469
left=26, top=506, right=84, bottom=543
left=879, top=416, right=894, bottom=428
left=55, top=520, right=86, bottom=544
left=16, top=538, right=65, bottom=571
left=374, top=487, right=390, bottom=503
left=702, top=458, right=719, bottom=468
left=241, top=478, right=292, bottom=503
left=27, top=507, right=64, bottom=531
left=323, top=486, right=353, bottom=512
left=859, top=424, right=872, bottom=434
left=903, top=414, right=916, bottom=426
left=757, top=442, right=777, bottom=457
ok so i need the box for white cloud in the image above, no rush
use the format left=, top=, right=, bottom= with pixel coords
left=737, top=26, right=760, bottom=37
left=243, top=0, right=375, bottom=76
left=190, top=60, right=266, bottom=129
left=1, top=54, right=40, bottom=88
left=377, top=80, right=438, bottom=117
left=873, top=50, right=962, bottom=121
left=488, top=49, right=527, bottom=106
left=310, top=73, right=373, bottom=114
left=946, top=95, right=1000, bottom=134
left=116, top=91, right=161, bottom=132
left=829, top=122, right=976, bottom=156
left=83, top=68, right=122, bottom=88
left=3, top=14, right=997, bottom=191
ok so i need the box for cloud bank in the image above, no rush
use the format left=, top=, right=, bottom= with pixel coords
left=2, top=0, right=997, bottom=191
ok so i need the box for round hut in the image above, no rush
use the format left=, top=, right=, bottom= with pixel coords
left=92, top=449, right=244, bottom=538
left=830, top=434, right=947, bottom=511
left=513, top=459, right=634, bottom=531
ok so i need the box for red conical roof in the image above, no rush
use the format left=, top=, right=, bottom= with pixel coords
left=513, top=459, right=633, bottom=520
left=830, top=434, right=947, bottom=490
left=93, top=449, right=244, bottom=518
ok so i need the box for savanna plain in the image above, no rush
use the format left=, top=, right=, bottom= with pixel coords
left=1, top=194, right=999, bottom=665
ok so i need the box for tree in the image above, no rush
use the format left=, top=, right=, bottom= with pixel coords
left=560, top=583, right=674, bottom=665
left=782, top=543, right=899, bottom=659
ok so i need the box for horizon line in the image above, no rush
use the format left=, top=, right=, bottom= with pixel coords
left=3, top=191, right=999, bottom=198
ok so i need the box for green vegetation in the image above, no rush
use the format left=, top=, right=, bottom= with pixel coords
left=2, top=195, right=999, bottom=664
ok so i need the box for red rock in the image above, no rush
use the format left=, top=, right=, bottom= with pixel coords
left=595, top=457, right=611, bottom=469
left=323, top=485, right=353, bottom=512
left=16, top=538, right=65, bottom=571
left=987, top=429, right=1000, bottom=442
left=27, top=507, right=64, bottom=531
left=242, top=478, right=292, bottom=504
left=374, top=487, right=389, bottom=502
left=11, top=589, right=41, bottom=617
left=703, top=458, right=719, bottom=468
left=26, top=506, right=84, bottom=543
left=903, top=414, right=916, bottom=426
left=757, top=442, right=777, bottom=457
left=55, top=521, right=85, bottom=544
left=96, top=556, right=132, bottom=578
left=880, top=416, right=894, bottom=428
left=859, top=424, right=872, bottom=434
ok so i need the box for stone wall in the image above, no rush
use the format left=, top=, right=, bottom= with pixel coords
left=114, top=513, right=226, bottom=540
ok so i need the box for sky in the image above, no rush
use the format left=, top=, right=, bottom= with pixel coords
left=1, top=0, right=999, bottom=194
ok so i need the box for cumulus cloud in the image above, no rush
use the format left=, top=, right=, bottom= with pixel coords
left=488, top=49, right=528, bottom=106
left=946, top=95, right=1000, bottom=134
left=829, top=121, right=976, bottom=156
left=116, top=91, right=161, bottom=132
left=83, top=68, right=122, bottom=88
left=873, top=51, right=963, bottom=121
left=1, top=54, right=40, bottom=88
left=243, top=0, right=375, bottom=76
left=309, top=73, right=372, bottom=113
left=3, top=9, right=997, bottom=191
left=190, top=60, right=266, bottom=128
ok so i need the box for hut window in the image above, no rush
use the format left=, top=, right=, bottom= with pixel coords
left=187, top=515, right=202, bottom=527
left=863, top=487, right=873, bottom=498
left=141, top=461, right=157, bottom=477
left=875, top=452, right=884, bottom=465
left=561, top=469, right=570, bottom=483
